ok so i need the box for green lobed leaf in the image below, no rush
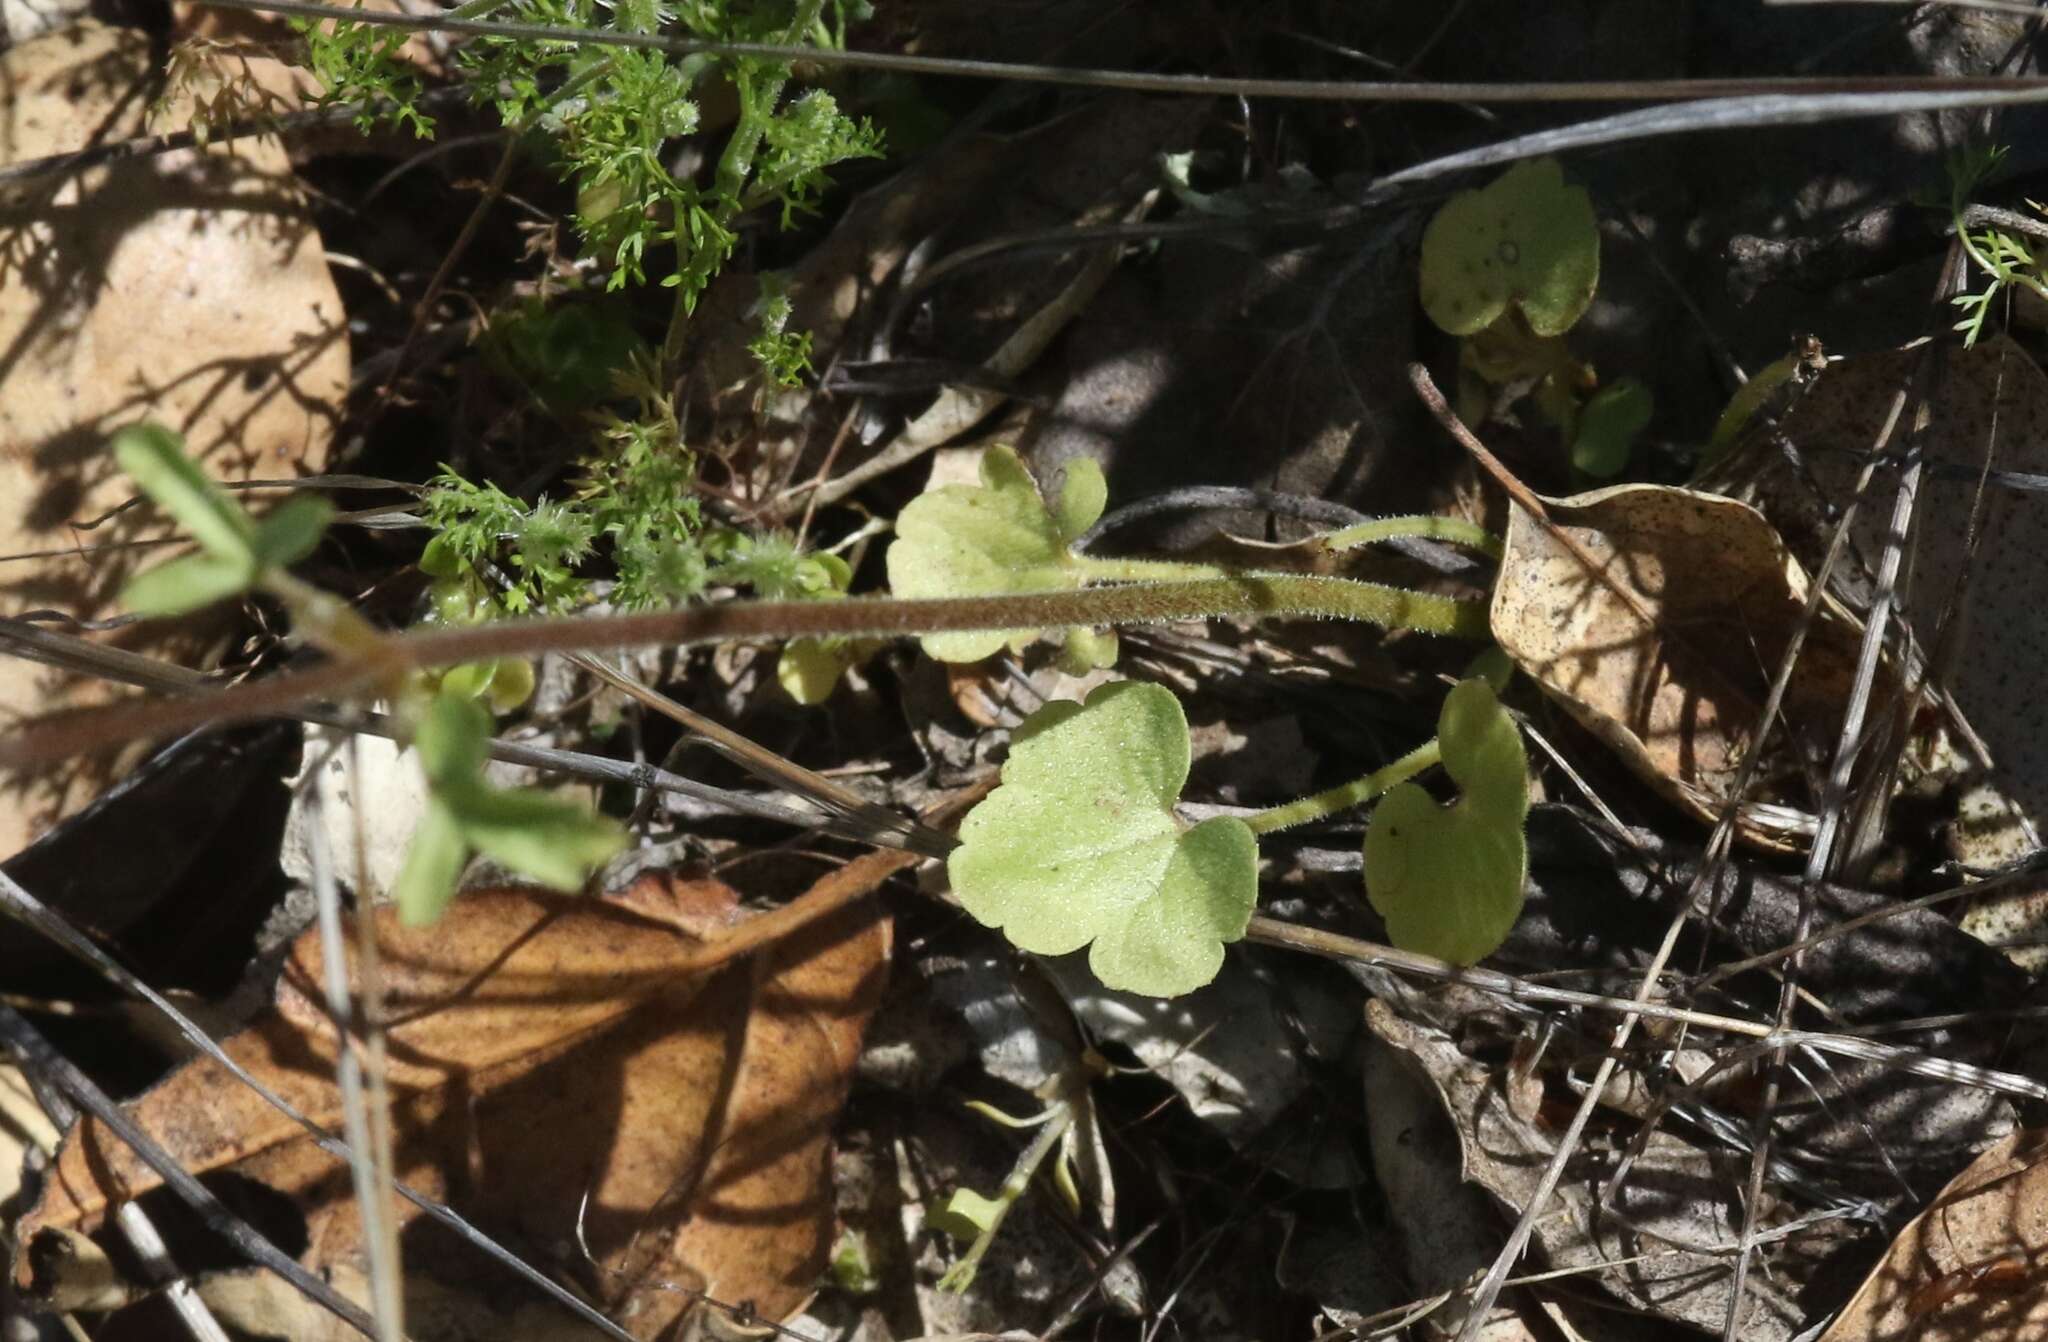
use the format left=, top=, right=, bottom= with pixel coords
left=1419, top=158, right=1599, bottom=338
left=949, top=681, right=1258, bottom=997
left=1364, top=678, right=1530, bottom=966
left=112, top=423, right=258, bottom=565
left=884, top=447, right=1090, bottom=663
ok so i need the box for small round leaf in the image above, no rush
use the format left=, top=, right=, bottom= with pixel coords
left=1419, top=158, right=1599, bottom=338
left=1571, top=378, right=1654, bottom=479
left=949, top=681, right=1257, bottom=997
left=1364, top=679, right=1530, bottom=965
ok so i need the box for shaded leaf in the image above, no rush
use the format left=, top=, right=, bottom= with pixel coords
left=949, top=681, right=1257, bottom=997
left=1817, top=1127, right=2048, bottom=1342
left=1419, top=158, right=1599, bottom=338
left=1570, top=377, right=1653, bottom=478
left=0, top=22, right=342, bottom=859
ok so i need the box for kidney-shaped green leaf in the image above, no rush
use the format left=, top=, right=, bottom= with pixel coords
left=1419, top=157, right=1599, bottom=338
left=949, top=681, right=1256, bottom=997
left=1364, top=678, right=1530, bottom=965
left=885, top=446, right=1106, bottom=663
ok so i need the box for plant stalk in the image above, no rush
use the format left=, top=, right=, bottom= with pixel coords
left=1244, top=738, right=1441, bottom=836
left=1317, top=514, right=1503, bottom=559
left=1, top=576, right=1491, bottom=769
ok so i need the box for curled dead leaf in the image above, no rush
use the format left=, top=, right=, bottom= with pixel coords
left=1490, top=483, right=1888, bottom=850
left=0, top=22, right=347, bottom=857
left=1818, top=1127, right=2048, bottom=1342
left=12, top=871, right=892, bottom=1338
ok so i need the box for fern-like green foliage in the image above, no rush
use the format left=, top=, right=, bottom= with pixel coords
left=294, top=9, right=435, bottom=137
left=1946, top=144, right=2048, bottom=348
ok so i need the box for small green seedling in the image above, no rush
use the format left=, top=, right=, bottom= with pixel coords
left=886, top=446, right=1119, bottom=670
left=1943, top=144, right=2048, bottom=347
left=949, top=681, right=1259, bottom=998
left=772, top=550, right=885, bottom=705
left=1570, top=377, right=1655, bottom=479
left=930, top=1052, right=1108, bottom=1292
left=1420, top=157, right=1599, bottom=338
left=1364, top=678, right=1529, bottom=966
left=393, top=694, right=624, bottom=924
left=115, top=424, right=334, bottom=618
left=115, top=424, right=622, bottom=923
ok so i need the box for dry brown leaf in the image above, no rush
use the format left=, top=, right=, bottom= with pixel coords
left=1818, top=1127, right=2048, bottom=1342
left=1366, top=998, right=1805, bottom=1340
left=12, top=872, right=892, bottom=1337
left=1771, top=339, right=2048, bottom=946
left=1489, top=483, right=1884, bottom=850
left=0, top=21, right=346, bottom=858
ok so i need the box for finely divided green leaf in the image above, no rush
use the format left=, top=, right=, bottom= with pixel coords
left=1364, top=679, right=1529, bottom=966
left=949, top=681, right=1257, bottom=997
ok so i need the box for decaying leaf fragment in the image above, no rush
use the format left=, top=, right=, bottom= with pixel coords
left=12, top=874, right=890, bottom=1338
left=0, top=21, right=347, bottom=857
left=1366, top=998, right=1805, bottom=1340
left=1490, top=483, right=1888, bottom=850
left=1818, top=1127, right=2048, bottom=1342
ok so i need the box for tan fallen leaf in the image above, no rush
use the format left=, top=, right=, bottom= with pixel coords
left=1490, top=482, right=1886, bottom=850
left=12, top=867, right=895, bottom=1338
left=1818, top=1127, right=2048, bottom=1342
left=1771, top=339, right=2048, bottom=951
left=0, top=21, right=347, bottom=857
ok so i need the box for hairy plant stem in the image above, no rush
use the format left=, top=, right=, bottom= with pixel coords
left=1069, top=555, right=1235, bottom=583
left=2, top=576, right=1489, bottom=769
left=1318, top=514, right=1503, bottom=559
left=1244, top=738, right=1441, bottom=836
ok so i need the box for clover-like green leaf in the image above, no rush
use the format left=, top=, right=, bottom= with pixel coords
left=1364, top=678, right=1529, bottom=966
left=251, top=493, right=335, bottom=569
left=397, top=693, right=624, bottom=924
left=949, top=681, right=1257, bottom=997
left=1571, top=377, right=1654, bottom=479
left=112, top=423, right=258, bottom=565
left=1420, top=157, right=1599, bottom=338
left=885, top=447, right=1103, bottom=663
left=121, top=552, right=259, bottom=617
